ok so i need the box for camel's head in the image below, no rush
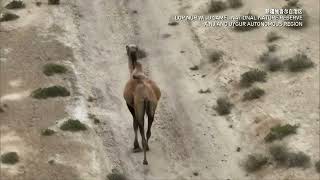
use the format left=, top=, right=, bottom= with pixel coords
left=126, top=44, right=139, bottom=58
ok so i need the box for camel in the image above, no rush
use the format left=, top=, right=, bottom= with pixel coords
left=123, top=44, right=161, bottom=165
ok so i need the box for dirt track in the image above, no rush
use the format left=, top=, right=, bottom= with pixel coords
left=1, top=0, right=319, bottom=180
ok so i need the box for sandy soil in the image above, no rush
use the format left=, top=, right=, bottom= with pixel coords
left=1, top=0, right=319, bottom=180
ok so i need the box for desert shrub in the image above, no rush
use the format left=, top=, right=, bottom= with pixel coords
left=244, top=154, right=268, bottom=172
left=60, top=119, right=87, bottom=131
left=48, top=0, right=60, bottom=5
left=287, top=152, right=310, bottom=167
left=209, top=50, right=224, bottom=63
left=240, top=69, right=267, bottom=87
left=228, top=0, right=242, bottom=8
left=168, top=21, right=179, bottom=26
left=36, top=1, right=42, bottom=6
left=1, top=152, right=19, bottom=164
left=267, top=44, right=278, bottom=52
left=198, top=88, right=211, bottom=94
left=283, top=0, right=300, bottom=9
left=243, top=87, right=265, bottom=101
left=32, top=86, right=70, bottom=99
left=266, top=32, right=281, bottom=42
left=137, top=49, right=147, bottom=59
left=209, top=0, right=228, bottom=13
left=88, top=113, right=101, bottom=124
left=190, top=65, right=199, bottom=71
left=41, top=128, right=55, bottom=136
left=315, top=160, right=320, bottom=173
left=270, top=144, right=310, bottom=167
left=264, top=124, right=299, bottom=142
left=5, top=0, right=26, bottom=9
left=285, top=53, right=314, bottom=72
left=43, top=63, right=68, bottom=76
left=215, top=97, right=233, bottom=115
left=0, top=12, right=19, bottom=22
left=270, top=144, right=290, bottom=165
left=107, top=173, right=127, bottom=180
left=234, top=13, right=263, bottom=32
left=267, top=58, right=283, bottom=72
left=0, top=107, right=4, bottom=113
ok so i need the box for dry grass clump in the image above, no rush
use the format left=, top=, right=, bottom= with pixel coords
left=243, top=87, right=265, bottom=101
left=240, top=69, right=267, bottom=87
left=1, top=152, right=19, bottom=164
left=60, top=119, right=87, bottom=131
left=209, top=50, right=224, bottom=63
left=259, top=51, right=283, bottom=72
left=228, top=0, right=243, bottom=8
left=285, top=53, right=314, bottom=72
left=315, top=160, right=320, bottom=173
left=215, top=97, right=233, bottom=115
left=88, top=113, right=101, bottom=124
left=32, top=86, right=70, bottom=99
left=48, top=0, right=60, bottom=5
left=264, top=124, right=299, bottom=142
left=270, top=145, right=310, bottom=168
left=234, top=13, right=263, bottom=32
left=244, top=154, right=268, bottom=172
left=266, top=32, right=281, bottom=43
left=41, top=128, right=55, bottom=136
left=283, top=0, right=300, bottom=9
left=0, top=12, right=19, bottom=22
left=5, top=0, right=26, bottom=9
left=43, top=63, right=68, bottom=76
left=198, top=88, right=211, bottom=94
left=190, top=65, right=199, bottom=71
left=107, top=169, right=127, bottom=180
left=209, top=0, right=228, bottom=13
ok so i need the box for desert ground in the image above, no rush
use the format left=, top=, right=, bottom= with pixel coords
left=0, top=0, right=319, bottom=180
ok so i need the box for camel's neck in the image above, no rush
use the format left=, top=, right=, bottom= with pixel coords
left=128, top=53, right=137, bottom=74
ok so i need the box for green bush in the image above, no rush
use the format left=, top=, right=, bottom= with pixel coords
left=267, top=58, right=283, bottom=72
left=43, top=63, right=68, bottom=76
left=215, top=97, right=233, bottom=115
left=0, top=12, right=19, bottom=22
left=5, top=0, right=26, bottom=9
left=244, top=154, right=268, bottom=172
left=283, top=0, right=300, bottom=9
left=243, top=87, right=265, bottom=101
left=60, top=119, right=87, bottom=131
left=32, top=86, right=70, bottom=99
left=264, top=124, right=299, bottom=142
left=1, top=152, right=19, bottom=164
left=41, top=128, right=55, bottom=136
left=228, top=0, right=243, bottom=8
left=209, top=0, right=228, bottom=13
left=266, top=32, right=281, bottom=42
left=209, top=50, right=224, bottom=63
left=234, top=13, right=263, bottom=32
left=285, top=53, right=314, bottom=72
left=240, top=69, right=267, bottom=87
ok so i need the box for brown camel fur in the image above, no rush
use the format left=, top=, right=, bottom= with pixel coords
left=123, top=44, right=161, bottom=165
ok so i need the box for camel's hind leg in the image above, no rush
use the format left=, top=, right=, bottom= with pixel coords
left=146, top=101, right=156, bottom=151
left=135, top=100, right=148, bottom=165
left=126, top=103, right=141, bottom=152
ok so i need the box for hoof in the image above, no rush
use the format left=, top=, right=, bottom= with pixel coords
left=146, top=146, right=150, bottom=151
left=133, top=147, right=142, bottom=153
left=143, top=160, right=148, bottom=165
